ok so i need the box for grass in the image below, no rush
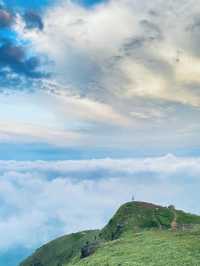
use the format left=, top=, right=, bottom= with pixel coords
left=67, top=228, right=200, bottom=266
left=20, top=230, right=100, bottom=266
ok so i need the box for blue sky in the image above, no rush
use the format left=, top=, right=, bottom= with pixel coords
left=3, top=0, right=103, bottom=10
left=3, top=0, right=50, bottom=9
left=1, top=0, right=200, bottom=265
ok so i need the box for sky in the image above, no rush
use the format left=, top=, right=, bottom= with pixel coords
left=1, top=0, right=200, bottom=265
left=1, top=0, right=200, bottom=159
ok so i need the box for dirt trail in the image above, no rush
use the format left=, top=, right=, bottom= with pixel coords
left=171, top=210, right=177, bottom=231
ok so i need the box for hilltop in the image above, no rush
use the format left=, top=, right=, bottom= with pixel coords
left=20, top=201, right=200, bottom=266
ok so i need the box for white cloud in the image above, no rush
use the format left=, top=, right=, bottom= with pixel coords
left=0, top=155, right=200, bottom=251
left=15, top=0, right=200, bottom=106
left=9, top=0, right=200, bottom=151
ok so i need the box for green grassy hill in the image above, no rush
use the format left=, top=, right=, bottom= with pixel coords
left=20, top=202, right=200, bottom=266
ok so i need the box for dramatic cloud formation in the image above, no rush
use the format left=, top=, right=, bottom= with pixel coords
left=17, top=0, right=200, bottom=105
left=0, top=0, right=199, bottom=152
left=1, top=0, right=195, bottom=153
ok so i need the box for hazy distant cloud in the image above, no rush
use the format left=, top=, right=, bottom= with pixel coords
left=1, top=86, right=200, bottom=152
left=0, top=91, right=132, bottom=148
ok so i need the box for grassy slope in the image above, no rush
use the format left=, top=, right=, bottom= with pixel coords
left=20, top=230, right=99, bottom=266
left=20, top=202, right=200, bottom=266
left=67, top=229, right=200, bottom=266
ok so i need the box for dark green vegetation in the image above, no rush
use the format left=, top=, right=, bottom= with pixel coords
left=20, top=202, right=200, bottom=266
left=20, top=230, right=100, bottom=266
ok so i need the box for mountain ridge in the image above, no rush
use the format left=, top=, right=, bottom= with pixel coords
left=20, top=201, right=200, bottom=266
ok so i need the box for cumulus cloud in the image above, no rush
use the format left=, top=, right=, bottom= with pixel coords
left=6, top=0, right=198, bottom=150
left=0, top=155, right=200, bottom=252
left=16, top=0, right=200, bottom=106
left=0, top=0, right=200, bottom=152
